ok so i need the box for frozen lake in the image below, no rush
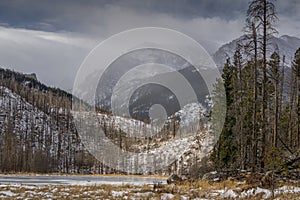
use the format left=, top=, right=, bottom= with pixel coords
left=0, top=174, right=167, bottom=186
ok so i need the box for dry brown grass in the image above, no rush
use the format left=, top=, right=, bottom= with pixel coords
left=0, top=179, right=300, bottom=199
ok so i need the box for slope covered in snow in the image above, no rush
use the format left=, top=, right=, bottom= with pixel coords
left=0, top=86, right=80, bottom=173
left=1, top=82, right=213, bottom=175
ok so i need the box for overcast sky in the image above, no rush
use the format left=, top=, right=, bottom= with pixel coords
left=0, top=0, right=299, bottom=90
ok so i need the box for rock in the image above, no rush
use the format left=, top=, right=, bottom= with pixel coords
left=282, top=169, right=300, bottom=180
left=153, top=181, right=163, bottom=191
left=25, top=73, right=38, bottom=81
left=213, top=177, right=220, bottom=182
left=246, top=173, right=264, bottom=186
left=167, top=174, right=183, bottom=184
left=261, top=171, right=277, bottom=188
left=202, top=171, right=224, bottom=181
left=202, top=172, right=219, bottom=181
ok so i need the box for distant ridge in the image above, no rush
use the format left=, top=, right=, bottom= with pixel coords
left=0, top=67, right=72, bottom=99
left=213, top=34, right=300, bottom=68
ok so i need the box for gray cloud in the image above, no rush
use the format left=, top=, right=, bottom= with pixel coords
left=0, top=0, right=247, bottom=32
left=0, top=27, right=95, bottom=90
left=0, top=0, right=298, bottom=36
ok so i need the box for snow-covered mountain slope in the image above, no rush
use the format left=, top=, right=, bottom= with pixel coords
left=74, top=102, right=213, bottom=174
left=97, top=102, right=209, bottom=139
left=1, top=67, right=215, bottom=175
left=0, top=86, right=81, bottom=173
left=213, top=35, right=300, bottom=68
left=76, top=49, right=211, bottom=120
left=1, top=81, right=213, bottom=175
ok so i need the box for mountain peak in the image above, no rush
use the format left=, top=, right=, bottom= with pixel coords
left=213, top=34, right=300, bottom=68
left=280, top=34, right=299, bottom=40
left=24, top=73, right=38, bottom=81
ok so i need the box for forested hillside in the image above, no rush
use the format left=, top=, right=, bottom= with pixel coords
left=0, top=68, right=102, bottom=173
left=0, top=68, right=209, bottom=175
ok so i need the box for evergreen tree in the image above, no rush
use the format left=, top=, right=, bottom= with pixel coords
left=292, top=48, right=300, bottom=147
left=268, top=51, right=280, bottom=147
left=211, top=59, right=238, bottom=169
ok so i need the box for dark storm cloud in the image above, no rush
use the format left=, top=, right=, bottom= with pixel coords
left=112, top=0, right=248, bottom=19
left=0, top=0, right=110, bottom=31
left=0, top=0, right=298, bottom=38
left=0, top=0, right=299, bottom=34
left=0, top=0, right=248, bottom=32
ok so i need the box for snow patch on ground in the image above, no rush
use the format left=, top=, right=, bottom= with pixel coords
left=221, top=189, right=238, bottom=198
left=161, top=193, right=175, bottom=200
left=111, top=190, right=128, bottom=197
left=0, top=191, right=16, bottom=197
left=0, top=183, right=299, bottom=199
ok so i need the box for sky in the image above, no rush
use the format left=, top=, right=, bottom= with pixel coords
left=0, top=0, right=299, bottom=90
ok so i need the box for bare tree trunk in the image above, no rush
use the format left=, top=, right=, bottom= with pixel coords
left=269, top=52, right=280, bottom=147
left=288, top=72, right=295, bottom=147
left=238, top=55, right=245, bottom=170
left=279, top=56, right=285, bottom=138
left=297, top=70, right=300, bottom=148
left=252, top=23, right=258, bottom=172
left=274, top=80, right=278, bottom=147
left=259, top=0, right=269, bottom=170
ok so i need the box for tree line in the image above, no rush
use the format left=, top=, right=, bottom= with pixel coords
left=0, top=69, right=112, bottom=173
left=212, top=0, right=300, bottom=174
